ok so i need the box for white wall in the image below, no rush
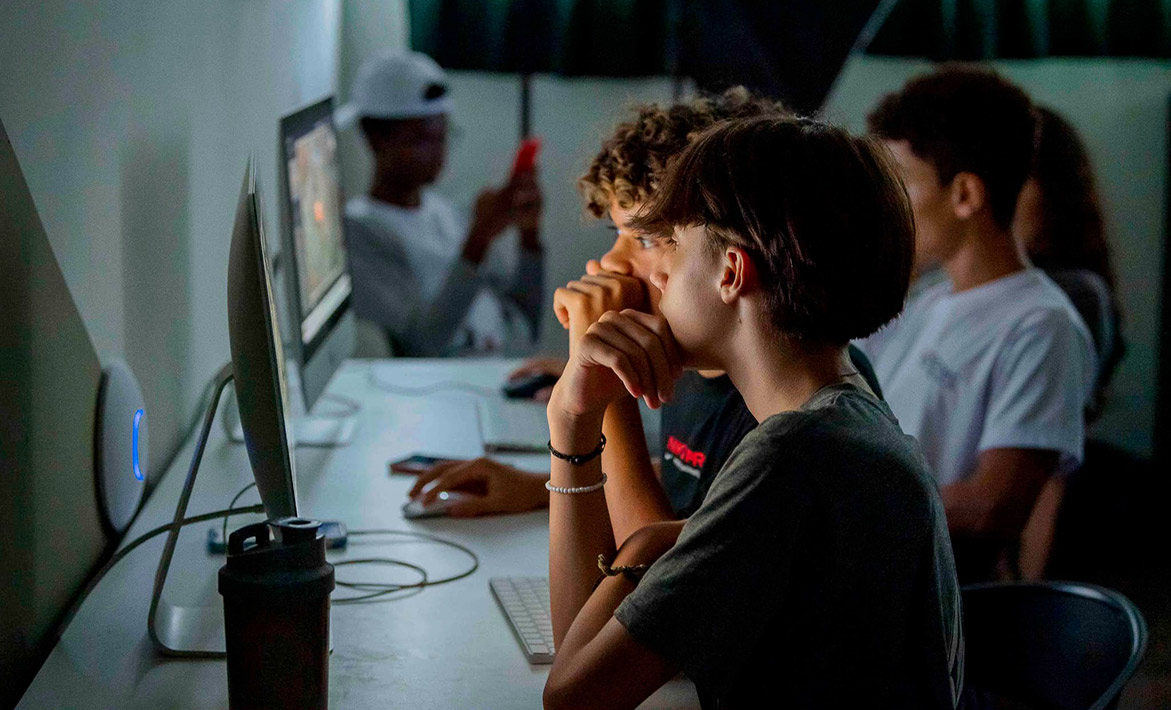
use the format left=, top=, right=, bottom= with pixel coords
left=337, top=0, right=410, bottom=207
left=823, top=56, right=1170, bottom=458
left=0, top=0, right=355, bottom=476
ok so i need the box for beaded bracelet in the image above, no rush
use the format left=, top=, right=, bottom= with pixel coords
left=547, top=433, right=606, bottom=466
left=545, top=473, right=607, bottom=495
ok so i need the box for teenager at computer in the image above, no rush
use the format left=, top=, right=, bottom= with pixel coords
left=339, top=50, right=544, bottom=357
left=542, top=116, right=961, bottom=710
left=859, top=66, right=1096, bottom=583
left=408, top=90, right=881, bottom=530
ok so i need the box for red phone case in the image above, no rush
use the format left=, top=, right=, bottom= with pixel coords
left=512, top=137, right=542, bottom=176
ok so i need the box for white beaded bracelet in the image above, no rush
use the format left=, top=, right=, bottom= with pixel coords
left=545, top=473, right=608, bottom=495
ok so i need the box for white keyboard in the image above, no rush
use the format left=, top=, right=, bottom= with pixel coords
left=490, top=576, right=555, bottom=664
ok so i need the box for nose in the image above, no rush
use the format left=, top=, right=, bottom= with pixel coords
left=599, top=244, right=633, bottom=275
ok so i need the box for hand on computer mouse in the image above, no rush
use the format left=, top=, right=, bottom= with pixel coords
left=408, top=458, right=550, bottom=517
left=506, top=357, right=566, bottom=402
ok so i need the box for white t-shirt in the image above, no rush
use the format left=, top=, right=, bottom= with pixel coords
left=857, top=269, right=1096, bottom=486
left=344, top=192, right=544, bottom=357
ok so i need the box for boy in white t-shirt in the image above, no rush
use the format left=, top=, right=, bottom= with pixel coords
left=338, top=50, right=544, bottom=356
left=860, top=66, right=1095, bottom=582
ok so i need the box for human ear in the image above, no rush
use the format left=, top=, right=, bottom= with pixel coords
left=949, top=172, right=987, bottom=220
left=719, top=246, right=753, bottom=305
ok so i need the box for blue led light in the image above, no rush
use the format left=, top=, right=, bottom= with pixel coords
left=132, top=408, right=145, bottom=481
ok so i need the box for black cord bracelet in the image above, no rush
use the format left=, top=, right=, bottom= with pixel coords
left=547, top=433, right=606, bottom=466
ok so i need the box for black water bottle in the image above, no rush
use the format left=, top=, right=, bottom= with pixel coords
left=219, top=517, right=335, bottom=710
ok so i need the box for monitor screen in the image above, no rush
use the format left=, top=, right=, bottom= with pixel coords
left=280, top=99, right=351, bottom=351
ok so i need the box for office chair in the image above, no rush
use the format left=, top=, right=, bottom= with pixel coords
left=960, top=581, right=1148, bottom=710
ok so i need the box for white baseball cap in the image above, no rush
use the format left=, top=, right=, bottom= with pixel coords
left=335, top=50, right=454, bottom=129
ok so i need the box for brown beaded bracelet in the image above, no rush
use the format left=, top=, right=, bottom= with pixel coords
left=597, top=554, right=648, bottom=582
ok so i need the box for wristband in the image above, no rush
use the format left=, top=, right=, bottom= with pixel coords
left=547, top=433, right=606, bottom=466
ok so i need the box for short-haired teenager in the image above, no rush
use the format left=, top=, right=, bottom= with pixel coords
left=408, top=90, right=881, bottom=530
left=341, top=50, right=543, bottom=356
left=862, top=66, right=1096, bottom=582
left=543, top=117, right=962, bottom=709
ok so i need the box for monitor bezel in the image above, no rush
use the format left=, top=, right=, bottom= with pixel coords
left=277, top=96, right=352, bottom=376
left=227, top=158, right=299, bottom=519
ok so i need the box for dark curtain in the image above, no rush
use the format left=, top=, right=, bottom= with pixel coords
left=408, top=0, right=1171, bottom=113
left=408, top=0, right=879, bottom=113
left=866, top=0, right=1171, bottom=59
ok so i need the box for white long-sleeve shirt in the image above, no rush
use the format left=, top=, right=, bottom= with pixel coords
left=344, top=192, right=544, bottom=357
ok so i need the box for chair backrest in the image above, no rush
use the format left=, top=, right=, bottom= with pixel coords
left=961, top=582, right=1148, bottom=710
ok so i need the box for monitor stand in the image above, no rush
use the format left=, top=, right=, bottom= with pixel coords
left=221, top=363, right=356, bottom=447
left=152, top=366, right=335, bottom=659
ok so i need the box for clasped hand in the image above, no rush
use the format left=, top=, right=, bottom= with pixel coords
left=550, top=309, right=683, bottom=419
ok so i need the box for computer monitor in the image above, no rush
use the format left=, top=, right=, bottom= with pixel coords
left=227, top=157, right=299, bottom=519
left=277, top=97, right=354, bottom=411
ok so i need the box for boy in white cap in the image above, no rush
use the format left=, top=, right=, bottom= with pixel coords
left=338, top=50, right=544, bottom=356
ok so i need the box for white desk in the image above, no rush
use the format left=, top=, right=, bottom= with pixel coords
left=18, top=359, right=698, bottom=710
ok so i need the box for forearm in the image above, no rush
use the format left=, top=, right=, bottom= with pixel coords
left=548, top=410, right=616, bottom=648
left=546, top=522, right=683, bottom=710
left=940, top=481, right=1003, bottom=538
left=941, top=476, right=1046, bottom=540
left=601, top=398, right=675, bottom=546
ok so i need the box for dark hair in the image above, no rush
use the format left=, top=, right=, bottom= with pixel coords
left=578, top=87, right=790, bottom=218
left=1026, top=106, right=1114, bottom=290
left=867, top=64, right=1035, bottom=229
left=631, top=116, right=915, bottom=345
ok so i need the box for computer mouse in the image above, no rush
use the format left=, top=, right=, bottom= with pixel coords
left=401, top=490, right=478, bottom=519
left=502, top=372, right=559, bottom=399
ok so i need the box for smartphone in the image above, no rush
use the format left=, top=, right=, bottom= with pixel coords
left=207, top=520, right=347, bottom=554
left=511, top=137, right=542, bottom=178
left=389, top=454, right=455, bottom=475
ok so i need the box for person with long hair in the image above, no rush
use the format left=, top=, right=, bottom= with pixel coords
left=1013, top=106, right=1123, bottom=418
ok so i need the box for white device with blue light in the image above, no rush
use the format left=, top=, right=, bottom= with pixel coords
left=94, top=359, right=150, bottom=533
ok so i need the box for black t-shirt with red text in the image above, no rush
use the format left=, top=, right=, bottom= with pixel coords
left=659, top=345, right=882, bottom=518
left=660, top=372, right=756, bottom=518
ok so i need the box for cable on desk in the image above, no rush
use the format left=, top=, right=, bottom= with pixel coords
left=333, top=558, right=429, bottom=603
left=317, top=393, right=362, bottom=417
left=217, top=481, right=481, bottom=605
left=55, top=502, right=265, bottom=640
left=332, top=530, right=480, bottom=605
left=365, top=367, right=498, bottom=399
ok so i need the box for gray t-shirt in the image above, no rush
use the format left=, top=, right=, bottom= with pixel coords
left=616, top=384, right=963, bottom=709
